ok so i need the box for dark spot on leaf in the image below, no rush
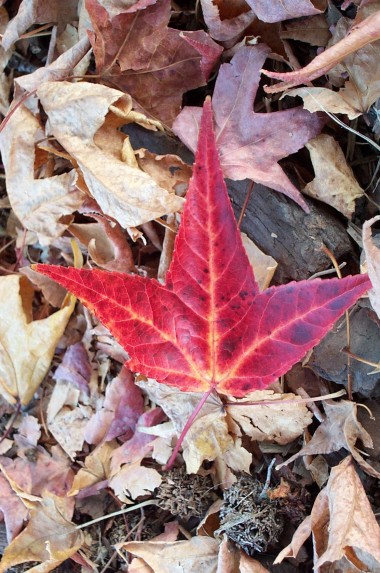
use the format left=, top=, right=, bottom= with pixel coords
left=239, top=291, right=249, bottom=300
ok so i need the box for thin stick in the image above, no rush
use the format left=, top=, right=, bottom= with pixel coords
left=237, top=180, right=254, bottom=228
left=163, top=387, right=215, bottom=470
left=75, top=499, right=158, bottom=530
left=224, top=388, right=346, bottom=407
left=322, top=245, right=352, bottom=399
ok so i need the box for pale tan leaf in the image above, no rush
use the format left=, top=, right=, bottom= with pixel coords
left=362, top=215, right=380, bottom=320
left=0, top=105, right=84, bottom=244
left=275, top=456, right=380, bottom=571
left=285, top=86, right=363, bottom=120
left=1, top=0, right=58, bottom=50
left=137, top=379, right=252, bottom=475
left=109, top=463, right=162, bottom=502
left=0, top=492, right=84, bottom=573
left=241, top=233, right=277, bottom=291
left=136, top=149, right=192, bottom=196
left=116, top=536, right=219, bottom=573
left=304, top=134, right=363, bottom=218
left=37, top=81, right=184, bottom=227
left=226, top=390, right=313, bottom=445
left=277, top=400, right=380, bottom=479
left=68, top=442, right=116, bottom=497
left=0, top=276, right=75, bottom=405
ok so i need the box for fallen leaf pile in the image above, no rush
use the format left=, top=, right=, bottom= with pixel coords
left=0, top=1, right=379, bottom=572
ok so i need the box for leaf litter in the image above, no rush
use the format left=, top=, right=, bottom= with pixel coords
left=0, top=1, right=379, bottom=572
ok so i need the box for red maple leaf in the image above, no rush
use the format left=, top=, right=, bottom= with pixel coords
left=35, top=100, right=369, bottom=398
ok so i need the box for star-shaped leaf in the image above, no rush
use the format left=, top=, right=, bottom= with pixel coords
left=173, top=44, right=324, bottom=210
left=35, top=99, right=370, bottom=398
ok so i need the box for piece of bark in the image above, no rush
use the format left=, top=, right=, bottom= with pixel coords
left=229, top=180, right=353, bottom=283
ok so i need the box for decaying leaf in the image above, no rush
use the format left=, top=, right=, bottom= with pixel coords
left=277, top=400, right=380, bottom=478
left=362, top=215, right=380, bottom=320
left=0, top=105, right=84, bottom=244
left=200, top=0, right=255, bottom=43
left=226, top=390, right=313, bottom=445
left=262, top=9, right=380, bottom=92
left=304, top=134, right=364, bottom=218
left=37, top=81, right=184, bottom=228
left=86, top=0, right=223, bottom=125
left=173, top=45, right=323, bottom=209
left=245, top=0, right=322, bottom=23
left=0, top=275, right=75, bottom=405
left=275, top=456, right=380, bottom=571
left=0, top=492, right=84, bottom=573
left=35, top=99, right=370, bottom=400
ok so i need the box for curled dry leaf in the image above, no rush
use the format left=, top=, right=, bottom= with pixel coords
left=68, top=441, right=116, bottom=497
left=0, top=275, right=75, bottom=405
left=226, top=390, right=313, bottom=445
left=0, top=492, right=84, bottom=573
left=275, top=456, right=380, bottom=571
left=37, top=81, right=184, bottom=228
left=200, top=0, right=256, bottom=44
left=304, top=134, right=364, bottom=218
left=262, top=9, right=380, bottom=92
left=245, top=0, right=322, bottom=23
left=137, top=378, right=251, bottom=475
left=173, top=45, right=323, bottom=210
left=241, top=233, right=277, bottom=291
left=0, top=0, right=58, bottom=50
left=0, top=105, right=84, bottom=244
left=362, top=215, right=380, bottom=320
left=277, top=400, right=380, bottom=478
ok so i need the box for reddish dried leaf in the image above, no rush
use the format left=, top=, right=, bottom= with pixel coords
left=173, top=45, right=323, bottom=210
left=86, top=0, right=223, bottom=126
left=262, top=10, right=380, bottom=93
left=245, top=0, right=322, bottom=23
left=35, top=100, right=370, bottom=398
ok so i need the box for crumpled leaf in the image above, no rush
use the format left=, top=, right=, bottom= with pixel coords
left=277, top=400, right=380, bottom=478
left=200, top=0, right=256, bottom=43
left=0, top=105, right=84, bottom=244
left=262, top=9, right=380, bottom=92
left=35, top=99, right=371, bottom=400
left=285, top=86, right=365, bottom=120
left=226, top=390, right=313, bottom=445
left=109, top=408, right=165, bottom=501
left=0, top=492, right=84, bottom=573
left=245, top=0, right=322, bottom=23
left=173, top=45, right=323, bottom=210
left=304, top=134, right=364, bottom=218
left=116, top=536, right=220, bottom=573
left=362, top=214, right=380, bottom=320
left=0, top=0, right=79, bottom=52
left=137, top=378, right=252, bottom=475
left=37, top=81, right=184, bottom=227
left=0, top=275, right=75, bottom=405
left=68, top=441, right=116, bottom=497
left=86, top=0, right=223, bottom=125
left=274, top=456, right=380, bottom=571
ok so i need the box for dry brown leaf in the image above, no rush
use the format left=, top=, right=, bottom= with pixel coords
left=1, top=0, right=79, bottom=51
left=0, top=275, right=75, bottom=405
left=68, top=441, right=116, bottom=497
left=362, top=215, right=380, bottom=320
left=0, top=492, right=84, bottom=573
left=262, top=9, right=380, bottom=92
left=280, top=14, right=331, bottom=47
left=241, top=233, right=277, bottom=291
left=137, top=379, right=252, bottom=475
left=37, top=81, right=184, bottom=227
left=277, top=400, right=380, bottom=478
left=47, top=381, right=93, bottom=460
left=304, top=134, right=364, bottom=218
left=20, top=267, right=67, bottom=308
left=275, top=456, right=380, bottom=571
left=226, top=390, right=313, bottom=445
left=116, top=536, right=220, bottom=573
left=136, top=149, right=192, bottom=197
left=0, top=105, right=85, bottom=244
left=285, top=86, right=364, bottom=120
